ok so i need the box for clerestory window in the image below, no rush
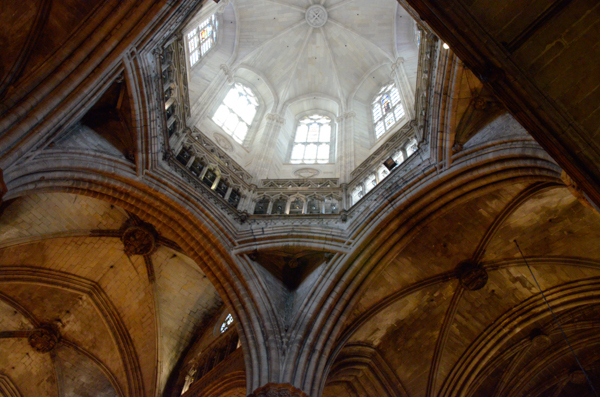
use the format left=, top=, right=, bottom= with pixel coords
left=290, top=114, right=332, bottom=164
left=187, top=14, right=218, bottom=67
left=220, top=313, right=234, bottom=333
left=372, top=82, right=405, bottom=139
left=212, top=83, right=259, bottom=144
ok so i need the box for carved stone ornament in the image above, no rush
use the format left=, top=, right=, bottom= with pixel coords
left=220, top=64, right=234, bottom=85
left=305, top=5, right=328, bottom=28
left=122, top=225, right=157, bottom=256
left=266, top=113, right=286, bottom=125
left=473, top=96, right=487, bottom=110
left=457, top=260, right=488, bottom=291
left=530, top=332, right=551, bottom=350
left=28, top=325, right=60, bottom=353
left=248, top=383, right=310, bottom=397
left=294, top=168, right=320, bottom=178
left=214, top=133, right=233, bottom=151
left=217, top=0, right=230, bottom=13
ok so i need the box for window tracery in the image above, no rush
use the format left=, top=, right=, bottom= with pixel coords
left=290, top=114, right=332, bottom=164
left=220, top=313, right=234, bottom=333
left=212, top=83, right=259, bottom=144
left=187, top=14, right=218, bottom=67
left=372, top=83, right=405, bottom=139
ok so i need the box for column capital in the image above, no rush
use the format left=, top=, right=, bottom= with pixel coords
left=217, top=0, right=230, bottom=13
left=220, top=64, right=235, bottom=85
left=248, top=383, right=309, bottom=397
left=391, top=57, right=405, bottom=71
left=336, top=111, right=355, bottom=122
left=265, top=113, right=286, bottom=125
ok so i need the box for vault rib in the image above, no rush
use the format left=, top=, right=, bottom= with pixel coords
left=278, top=27, right=314, bottom=110
left=320, top=26, right=345, bottom=109
left=426, top=284, right=464, bottom=397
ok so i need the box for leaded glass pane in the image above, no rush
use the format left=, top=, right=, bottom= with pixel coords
left=233, top=122, right=247, bottom=144
left=317, top=144, right=329, bottom=163
left=189, top=51, right=199, bottom=66
left=381, top=94, right=392, bottom=114
left=295, top=125, right=308, bottom=142
left=391, top=87, right=401, bottom=105
left=307, top=124, right=319, bottom=142
left=187, top=14, right=218, bottom=67
left=394, top=104, right=405, bottom=120
left=375, top=121, right=385, bottom=138
left=213, top=105, right=229, bottom=125
left=372, top=83, right=405, bottom=138
left=304, top=144, right=317, bottom=162
left=189, top=36, right=199, bottom=51
left=239, top=103, right=256, bottom=124
left=373, top=103, right=382, bottom=122
left=291, top=145, right=305, bottom=163
left=385, top=113, right=395, bottom=129
left=212, top=84, right=258, bottom=144
left=223, top=113, right=239, bottom=134
left=320, top=124, right=331, bottom=142
left=292, top=114, right=332, bottom=163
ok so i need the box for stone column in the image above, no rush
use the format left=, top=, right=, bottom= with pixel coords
left=188, top=64, right=234, bottom=127
left=336, top=111, right=356, bottom=183
left=391, top=57, right=415, bottom=120
left=252, top=113, right=286, bottom=181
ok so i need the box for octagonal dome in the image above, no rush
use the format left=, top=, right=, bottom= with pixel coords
left=183, top=0, right=421, bottom=182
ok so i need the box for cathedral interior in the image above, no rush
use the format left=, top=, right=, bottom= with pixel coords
left=1, top=0, right=600, bottom=396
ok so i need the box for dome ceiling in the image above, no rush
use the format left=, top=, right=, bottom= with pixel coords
left=204, top=0, right=418, bottom=112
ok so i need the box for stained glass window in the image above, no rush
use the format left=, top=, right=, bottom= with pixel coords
left=291, top=114, right=332, bottom=164
left=220, top=313, right=233, bottom=333
left=187, top=14, right=218, bottom=67
left=372, top=82, right=405, bottom=139
left=212, top=83, right=259, bottom=144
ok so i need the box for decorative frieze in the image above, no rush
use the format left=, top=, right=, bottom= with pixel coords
left=260, top=178, right=339, bottom=189
left=293, top=168, right=320, bottom=178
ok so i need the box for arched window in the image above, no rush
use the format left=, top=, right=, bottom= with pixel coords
left=290, top=114, right=332, bottom=164
left=212, top=83, right=259, bottom=144
left=187, top=14, right=218, bottom=67
left=220, top=313, right=234, bottom=333
left=372, top=83, right=405, bottom=139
